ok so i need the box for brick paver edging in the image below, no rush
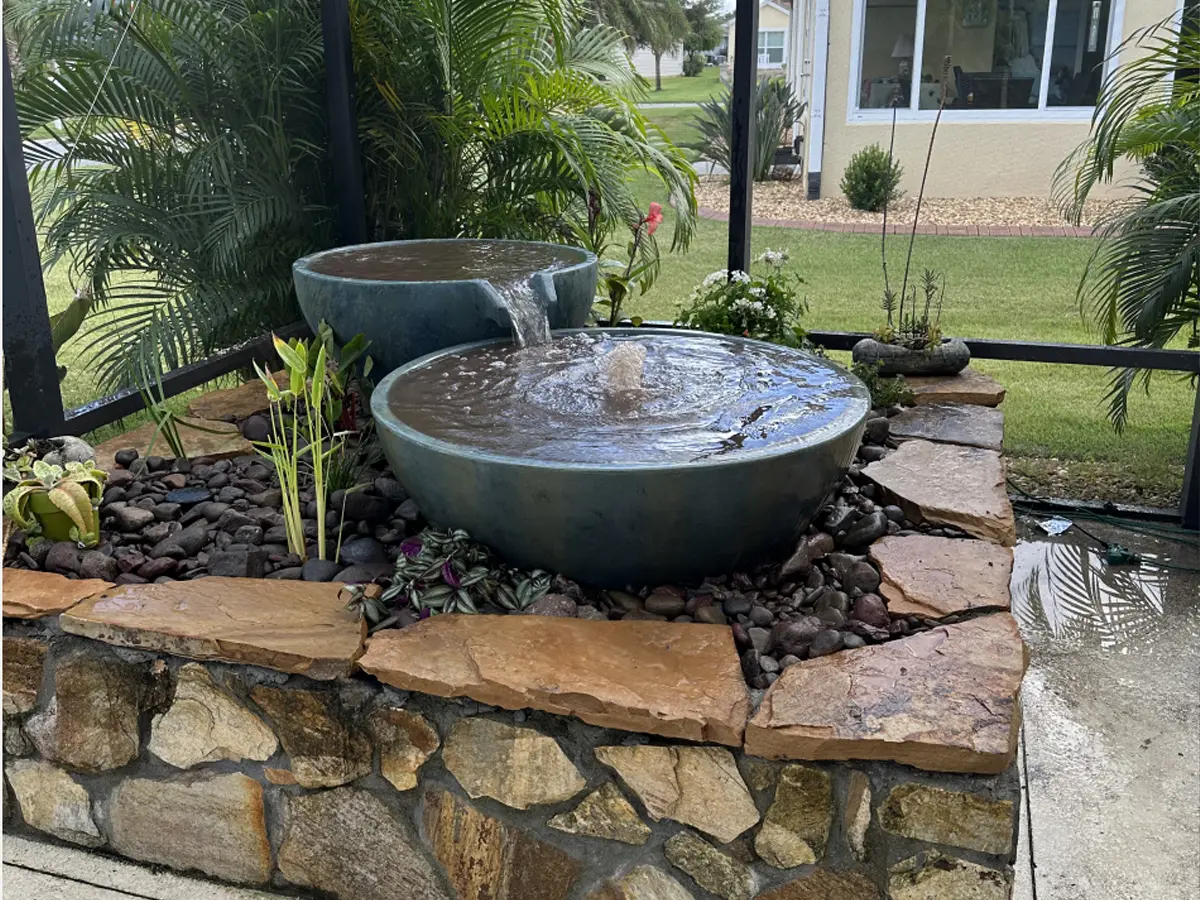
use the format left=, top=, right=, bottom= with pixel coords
left=698, top=205, right=1098, bottom=238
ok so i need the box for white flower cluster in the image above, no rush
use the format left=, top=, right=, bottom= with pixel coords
left=756, top=248, right=790, bottom=268
left=730, top=296, right=777, bottom=319
left=700, top=269, right=728, bottom=287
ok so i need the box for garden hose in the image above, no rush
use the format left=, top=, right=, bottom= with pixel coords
left=1007, top=477, right=1200, bottom=574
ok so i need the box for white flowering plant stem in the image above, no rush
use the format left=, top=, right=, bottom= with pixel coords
left=674, top=250, right=809, bottom=347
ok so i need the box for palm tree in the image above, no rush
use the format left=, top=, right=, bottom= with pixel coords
left=1054, top=14, right=1199, bottom=429
left=591, top=0, right=689, bottom=91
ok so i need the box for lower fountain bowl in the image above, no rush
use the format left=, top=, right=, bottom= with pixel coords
left=371, top=329, right=870, bottom=587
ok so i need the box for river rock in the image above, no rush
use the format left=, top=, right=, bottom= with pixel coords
left=851, top=594, right=891, bottom=629
left=44, top=541, right=82, bottom=574
left=594, top=744, right=759, bottom=843
left=780, top=533, right=835, bottom=577
left=754, top=764, right=831, bottom=868
left=663, top=832, right=755, bottom=900
left=526, top=593, right=578, bottom=617
left=5, top=759, right=102, bottom=846
left=768, top=617, right=822, bottom=658
left=301, top=558, right=341, bottom=582
left=367, top=706, right=439, bottom=791
left=442, top=717, right=584, bottom=809
left=548, top=782, right=652, bottom=845
left=278, top=788, right=449, bottom=900
left=250, top=686, right=371, bottom=788
left=148, top=664, right=277, bottom=769
left=424, top=789, right=580, bottom=900
left=841, top=511, right=888, bottom=548
left=109, top=773, right=270, bottom=884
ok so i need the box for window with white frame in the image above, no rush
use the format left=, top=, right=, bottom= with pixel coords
left=758, top=29, right=786, bottom=67
left=853, top=0, right=1120, bottom=114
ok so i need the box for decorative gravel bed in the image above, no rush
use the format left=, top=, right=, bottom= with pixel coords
left=696, top=178, right=1105, bottom=228
left=2, top=401, right=990, bottom=692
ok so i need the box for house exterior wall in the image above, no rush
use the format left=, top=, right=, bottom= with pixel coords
left=631, top=46, right=685, bottom=79
left=817, top=0, right=1178, bottom=198
left=728, top=3, right=794, bottom=70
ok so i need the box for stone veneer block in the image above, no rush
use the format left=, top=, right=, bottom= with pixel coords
left=60, top=577, right=366, bottom=680
left=889, top=403, right=1005, bottom=451
left=2, top=569, right=112, bottom=619
left=148, top=664, right=277, bottom=769
left=424, top=788, right=582, bottom=900
left=358, top=615, right=750, bottom=745
left=864, top=440, right=1016, bottom=546
left=845, top=771, right=872, bottom=862
left=25, top=653, right=143, bottom=772
left=442, top=717, right=585, bottom=809
left=888, top=852, right=1012, bottom=900
left=754, top=764, right=832, bottom=868
left=587, top=865, right=695, bottom=900
left=548, top=782, right=652, bottom=845
left=745, top=614, right=1028, bottom=774
left=754, top=870, right=881, bottom=900
left=663, top=832, right=755, bottom=900
left=279, top=788, right=451, bottom=900
left=250, top=686, right=371, bottom=789
left=93, top=418, right=251, bottom=471
left=367, top=705, right=439, bottom=791
left=595, top=745, right=759, bottom=843
left=904, top=368, right=1006, bottom=407
left=108, top=773, right=271, bottom=884
left=869, top=535, right=1013, bottom=619
left=3, top=636, right=46, bottom=714
left=880, top=783, right=1015, bottom=855
left=5, top=759, right=103, bottom=847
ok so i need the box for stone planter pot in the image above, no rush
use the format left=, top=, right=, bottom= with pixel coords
left=851, top=337, right=971, bottom=377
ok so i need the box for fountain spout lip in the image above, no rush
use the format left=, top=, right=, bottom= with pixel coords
left=371, top=328, right=871, bottom=475
left=293, top=238, right=597, bottom=286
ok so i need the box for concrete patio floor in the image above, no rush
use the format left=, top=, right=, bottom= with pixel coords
left=4, top=516, right=1198, bottom=900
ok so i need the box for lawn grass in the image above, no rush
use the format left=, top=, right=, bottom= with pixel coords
left=641, top=67, right=724, bottom=103
left=643, top=106, right=703, bottom=160
left=629, top=173, right=1194, bottom=506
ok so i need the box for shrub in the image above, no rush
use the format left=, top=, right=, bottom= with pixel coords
left=851, top=361, right=915, bottom=410
left=682, top=52, right=705, bottom=77
left=841, top=144, right=903, bottom=211
left=695, top=77, right=804, bottom=181
left=675, top=249, right=808, bottom=346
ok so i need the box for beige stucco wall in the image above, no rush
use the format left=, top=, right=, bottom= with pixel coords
left=818, top=0, right=1179, bottom=198
left=728, top=3, right=793, bottom=69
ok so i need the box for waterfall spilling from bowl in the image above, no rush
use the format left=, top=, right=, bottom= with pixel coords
left=296, top=239, right=868, bottom=586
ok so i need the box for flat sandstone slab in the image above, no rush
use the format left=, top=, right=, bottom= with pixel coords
left=869, top=535, right=1013, bottom=619
left=889, top=403, right=1004, bottom=451
left=904, top=368, right=1006, bottom=407
left=3, top=569, right=113, bottom=619
left=744, top=614, right=1028, bottom=774
left=864, top=440, right=1015, bottom=546
left=60, top=578, right=366, bottom=680
left=358, top=616, right=751, bottom=746
left=94, top=418, right=251, bottom=471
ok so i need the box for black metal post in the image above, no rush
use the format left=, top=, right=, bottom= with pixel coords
left=727, top=0, right=759, bottom=274
left=1182, top=384, right=1200, bottom=530
left=321, top=0, right=367, bottom=245
left=3, top=53, right=65, bottom=439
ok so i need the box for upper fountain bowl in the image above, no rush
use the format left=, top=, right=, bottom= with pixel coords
left=372, top=329, right=870, bottom=587
left=293, top=239, right=598, bottom=373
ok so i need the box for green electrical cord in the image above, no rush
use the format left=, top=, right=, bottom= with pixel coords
left=1007, top=477, right=1200, bottom=574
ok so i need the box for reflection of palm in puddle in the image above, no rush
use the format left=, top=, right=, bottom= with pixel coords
left=1011, top=541, right=1167, bottom=650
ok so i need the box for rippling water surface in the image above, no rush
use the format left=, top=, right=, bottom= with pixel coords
left=387, top=332, right=866, bottom=464
left=307, top=240, right=577, bottom=282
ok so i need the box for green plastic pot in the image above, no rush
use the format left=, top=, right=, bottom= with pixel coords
left=26, top=490, right=77, bottom=543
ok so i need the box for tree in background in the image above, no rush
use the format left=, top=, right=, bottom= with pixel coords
left=591, top=0, right=688, bottom=90
left=683, top=0, right=724, bottom=54
left=1054, top=13, right=1199, bottom=429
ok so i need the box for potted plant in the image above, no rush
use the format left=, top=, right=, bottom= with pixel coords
left=2, top=457, right=106, bottom=546
left=852, top=55, right=970, bottom=378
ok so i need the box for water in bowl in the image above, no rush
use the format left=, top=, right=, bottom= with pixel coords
left=307, top=240, right=580, bottom=347
left=386, top=331, right=864, bottom=465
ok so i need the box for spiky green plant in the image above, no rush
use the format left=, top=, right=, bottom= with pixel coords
left=694, top=77, right=804, bottom=181
left=2, top=458, right=107, bottom=547
left=1054, top=16, right=1200, bottom=429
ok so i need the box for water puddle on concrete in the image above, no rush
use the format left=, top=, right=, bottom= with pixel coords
left=1011, top=523, right=1199, bottom=652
